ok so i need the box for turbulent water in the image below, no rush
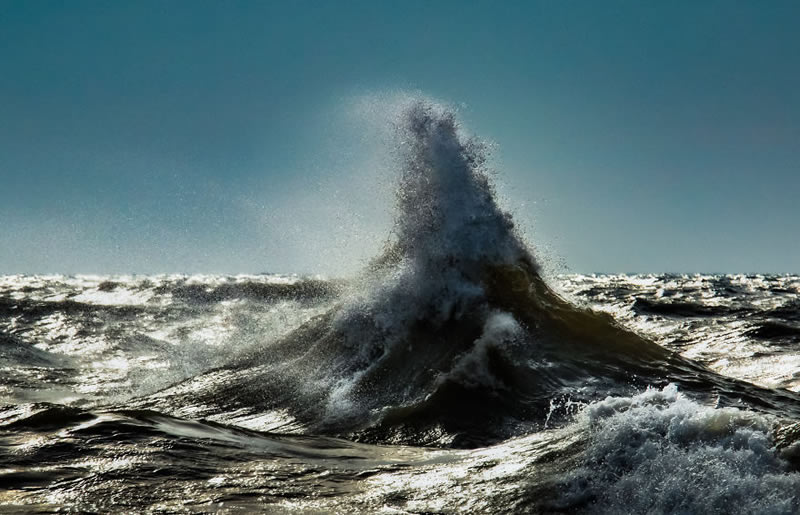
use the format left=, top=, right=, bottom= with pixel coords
left=3, top=101, right=800, bottom=513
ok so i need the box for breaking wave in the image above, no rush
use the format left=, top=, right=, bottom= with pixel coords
left=130, top=99, right=800, bottom=449
left=4, top=97, right=800, bottom=512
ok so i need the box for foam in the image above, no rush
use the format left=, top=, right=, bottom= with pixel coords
left=557, top=385, right=800, bottom=514
left=441, top=310, right=524, bottom=390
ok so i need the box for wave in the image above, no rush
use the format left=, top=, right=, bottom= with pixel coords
left=126, top=99, right=800, bottom=449
left=768, top=300, right=800, bottom=322
left=162, top=277, right=343, bottom=304
left=542, top=386, right=800, bottom=514
left=631, top=297, right=749, bottom=318
left=0, top=331, right=66, bottom=368
left=5, top=98, right=800, bottom=512
left=8, top=388, right=800, bottom=513
left=745, top=321, right=800, bottom=342
left=0, top=295, right=147, bottom=319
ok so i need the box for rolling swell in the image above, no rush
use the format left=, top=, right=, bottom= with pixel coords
left=138, top=100, right=800, bottom=448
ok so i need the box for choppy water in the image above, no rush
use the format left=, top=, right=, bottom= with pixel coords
left=3, top=100, right=800, bottom=513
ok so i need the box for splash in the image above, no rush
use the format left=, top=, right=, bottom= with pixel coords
left=136, top=97, right=800, bottom=448
left=331, top=99, right=532, bottom=375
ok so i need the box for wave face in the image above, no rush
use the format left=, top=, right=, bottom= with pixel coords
left=3, top=100, right=800, bottom=512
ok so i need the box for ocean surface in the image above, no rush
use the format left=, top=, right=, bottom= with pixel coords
left=3, top=101, right=800, bottom=513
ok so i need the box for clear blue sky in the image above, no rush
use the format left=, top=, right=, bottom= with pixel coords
left=2, top=1, right=799, bottom=275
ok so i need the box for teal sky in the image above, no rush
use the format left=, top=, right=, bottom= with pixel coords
left=2, top=1, right=799, bottom=275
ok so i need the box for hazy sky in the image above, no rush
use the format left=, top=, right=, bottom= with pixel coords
left=2, top=1, right=799, bottom=275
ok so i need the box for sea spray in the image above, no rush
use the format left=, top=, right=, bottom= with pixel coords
left=333, top=99, right=531, bottom=369
left=121, top=98, right=800, bottom=449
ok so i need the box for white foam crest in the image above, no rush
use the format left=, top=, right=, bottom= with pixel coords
left=559, top=385, right=800, bottom=514
left=441, top=310, right=525, bottom=389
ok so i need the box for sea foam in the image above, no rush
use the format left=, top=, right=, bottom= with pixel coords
left=558, top=385, right=800, bottom=514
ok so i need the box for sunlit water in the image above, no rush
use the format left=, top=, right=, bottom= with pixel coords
left=4, top=100, right=800, bottom=513
left=2, top=273, right=800, bottom=513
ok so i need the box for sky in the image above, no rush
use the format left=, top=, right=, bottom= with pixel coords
left=2, top=1, right=799, bottom=275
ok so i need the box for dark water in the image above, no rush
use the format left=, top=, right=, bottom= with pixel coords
left=3, top=101, right=800, bottom=513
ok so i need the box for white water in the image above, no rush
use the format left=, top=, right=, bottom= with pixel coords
left=560, top=385, right=800, bottom=514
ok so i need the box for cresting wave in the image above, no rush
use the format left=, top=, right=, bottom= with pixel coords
left=4, top=98, right=800, bottom=513
left=137, top=100, right=800, bottom=445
